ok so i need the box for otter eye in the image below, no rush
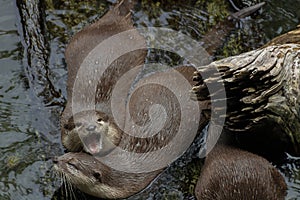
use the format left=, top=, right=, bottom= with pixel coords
left=97, top=115, right=109, bottom=123
left=93, top=172, right=102, bottom=182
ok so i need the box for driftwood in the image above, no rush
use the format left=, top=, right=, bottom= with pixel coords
left=192, top=27, right=300, bottom=155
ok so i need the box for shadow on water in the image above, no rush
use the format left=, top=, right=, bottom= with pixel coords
left=0, top=0, right=299, bottom=199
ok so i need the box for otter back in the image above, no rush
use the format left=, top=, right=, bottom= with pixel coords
left=195, top=145, right=287, bottom=200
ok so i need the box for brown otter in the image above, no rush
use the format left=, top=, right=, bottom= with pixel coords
left=57, top=0, right=202, bottom=197
left=53, top=152, right=162, bottom=199
left=56, top=0, right=271, bottom=199
left=62, top=110, right=121, bottom=155
left=195, top=144, right=287, bottom=200
left=55, top=66, right=199, bottom=199
left=60, top=1, right=266, bottom=156
left=60, top=0, right=147, bottom=155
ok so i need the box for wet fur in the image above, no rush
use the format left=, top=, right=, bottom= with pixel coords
left=57, top=0, right=199, bottom=198
left=195, top=145, right=287, bottom=200
left=60, top=0, right=147, bottom=153
left=54, top=152, right=162, bottom=199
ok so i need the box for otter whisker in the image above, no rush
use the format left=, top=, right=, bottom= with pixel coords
left=63, top=175, right=71, bottom=200
left=65, top=180, right=71, bottom=200
left=70, top=182, right=77, bottom=200
left=65, top=173, right=79, bottom=200
left=67, top=176, right=75, bottom=200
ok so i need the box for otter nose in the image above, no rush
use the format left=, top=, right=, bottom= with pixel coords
left=86, top=125, right=96, bottom=131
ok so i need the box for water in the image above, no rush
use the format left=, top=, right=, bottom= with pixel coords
left=0, top=0, right=299, bottom=199
left=0, top=0, right=63, bottom=199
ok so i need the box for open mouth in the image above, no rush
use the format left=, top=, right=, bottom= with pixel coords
left=81, top=132, right=102, bottom=155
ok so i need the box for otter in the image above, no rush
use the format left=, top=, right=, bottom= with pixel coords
left=55, top=66, right=199, bottom=199
left=195, top=144, right=287, bottom=200
left=57, top=0, right=201, bottom=198
left=53, top=152, right=162, bottom=199
left=60, top=0, right=147, bottom=155
left=60, top=0, right=266, bottom=156
left=56, top=0, right=272, bottom=199
left=62, top=110, right=122, bottom=155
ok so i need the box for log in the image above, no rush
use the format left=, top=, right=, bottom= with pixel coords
left=191, top=27, right=300, bottom=156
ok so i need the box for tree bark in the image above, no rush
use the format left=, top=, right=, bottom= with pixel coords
left=192, top=26, right=300, bottom=156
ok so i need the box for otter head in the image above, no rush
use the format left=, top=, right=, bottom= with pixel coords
left=62, top=110, right=121, bottom=156
left=53, top=152, right=162, bottom=199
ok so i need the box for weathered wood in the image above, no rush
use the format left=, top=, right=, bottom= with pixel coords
left=192, top=40, right=300, bottom=155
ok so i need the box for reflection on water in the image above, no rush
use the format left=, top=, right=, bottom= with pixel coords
left=280, top=154, right=300, bottom=199
left=0, top=0, right=299, bottom=199
left=0, top=0, right=63, bottom=199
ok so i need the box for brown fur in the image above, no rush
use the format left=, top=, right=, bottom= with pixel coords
left=60, top=0, right=147, bottom=154
left=57, top=0, right=200, bottom=198
left=53, top=152, right=162, bottom=199
left=62, top=110, right=122, bottom=155
left=60, top=0, right=201, bottom=154
left=195, top=145, right=287, bottom=200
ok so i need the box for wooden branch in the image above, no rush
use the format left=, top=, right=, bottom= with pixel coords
left=192, top=43, right=300, bottom=155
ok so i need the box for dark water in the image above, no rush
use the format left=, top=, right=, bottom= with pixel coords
left=0, top=0, right=299, bottom=199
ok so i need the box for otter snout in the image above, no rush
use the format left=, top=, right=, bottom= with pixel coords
left=86, top=125, right=97, bottom=131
